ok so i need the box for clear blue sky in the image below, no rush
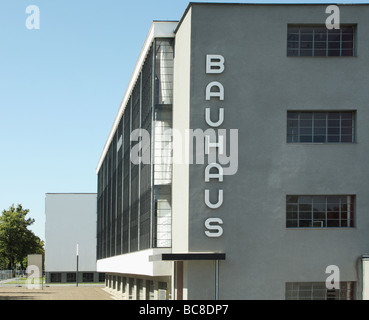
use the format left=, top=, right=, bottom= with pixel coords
left=0, top=0, right=367, bottom=241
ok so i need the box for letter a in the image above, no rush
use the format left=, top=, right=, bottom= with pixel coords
left=206, top=82, right=224, bottom=101
left=325, top=5, right=340, bottom=30
left=325, top=265, right=340, bottom=290
left=25, top=5, right=40, bottom=30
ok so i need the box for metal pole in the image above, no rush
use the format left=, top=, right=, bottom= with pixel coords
left=215, top=260, right=219, bottom=300
left=76, top=244, right=79, bottom=287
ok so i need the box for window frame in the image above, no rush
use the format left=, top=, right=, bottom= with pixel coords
left=287, top=24, right=356, bottom=57
left=287, top=111, right=356, bottom=144
left=286, top=282, right=356, bottom=300
left=286, top=195, right=355, bottom=228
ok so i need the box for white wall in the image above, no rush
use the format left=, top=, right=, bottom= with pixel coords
left=97, top=248, right=172, bottom=277
left=171, top=7, right=192, bottom=253
left=45, top=193, right=97, bottom=272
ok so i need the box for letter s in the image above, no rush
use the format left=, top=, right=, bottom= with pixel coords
left=205, top=218, right=223, bottom=237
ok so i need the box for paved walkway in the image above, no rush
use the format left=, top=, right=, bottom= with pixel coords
left=0, top=285, right=114, bottom=300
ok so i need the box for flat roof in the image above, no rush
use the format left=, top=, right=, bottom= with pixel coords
left=175, top=2, right=369, bottom=33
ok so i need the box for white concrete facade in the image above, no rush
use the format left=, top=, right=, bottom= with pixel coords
left=45, top=193, right=101, bottom=283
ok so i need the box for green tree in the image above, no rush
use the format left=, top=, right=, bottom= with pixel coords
left=0, top=204, right=44, bottom=270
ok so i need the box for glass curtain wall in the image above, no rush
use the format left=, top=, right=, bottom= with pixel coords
left=97, top=38, right=174, bottom=259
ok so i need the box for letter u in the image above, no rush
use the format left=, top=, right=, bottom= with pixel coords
left=205, top=189, right=223, bottom=209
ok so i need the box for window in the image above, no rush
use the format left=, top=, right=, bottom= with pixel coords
left=98, top=273, right=105, bottom=282
left=286, top=195, right=355, bottom=228
left=82, top=273, right=93, bottom=282
left=50, top=273, right=61, bottom=283
left=287, top=111, right=355, bottom=143
left=67, top=273, right=76, bottom=282
left=287, top=25, right=355, bottom=57
left=286, top=282, right=355, bottom=300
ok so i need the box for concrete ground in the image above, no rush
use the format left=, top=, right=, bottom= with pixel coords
left=0, top=285, right=114, bottom=300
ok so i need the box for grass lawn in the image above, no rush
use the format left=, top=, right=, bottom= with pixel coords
left=5, top=277, right=44, bottom=284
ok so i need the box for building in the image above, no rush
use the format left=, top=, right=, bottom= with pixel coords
left=45, top=193, right=104, bottom=283
left=96, top=3, right=369, bottom=299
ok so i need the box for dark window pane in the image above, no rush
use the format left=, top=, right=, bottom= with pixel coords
left=300, top=113, right=313, bottom=120
left=341, top=135, right=353, bottom=142
left=328, top=49, right=340, bottom=56
left=314, top=50, right=326, bottom=56
left=341, top=120, right=352, bottom=127
left=300, top=127, right=312, bottom=135
left=288, top=34, right=299, bottom=41
left=313, top=113, right=326, bottom=120
left=342, top=41, right=353, bottom=49
left=301, top=34, right=313, bottom=42
left=342, top=33, right=353, bottom=41
left=300, top=120, right=312, bottom=127
left=313, top=135, right=325, bottom=143
left=341, top=49, right=353, bottom=56
left=341, top=112, right=353, bottom=120
left=301, top=41, right=313, bottom=49
left=300, top=196, right=312, bottom=204
left=299, top=220, right=311, bottom=227
left=314, top=32, right=327, bottom=41
left=314, top=127, right=326, bottom=135
left=300, top=49, right=313, bottom=56
left=313, top=211, right=325, bottom=219
left=288, top=41, right=299, bottom=49
left=327, top=135, right=340, bottom=142
left=328, top=42, right=341, bottom=49
left=328, top=112, right=340, bottom=119
left=341, top=128, right=352, bottom=135
left=341, top=27, right=353, bottom=33
left=328, top=30, right=341, bottom=41
left=300, top=136, right=313, bottom=142
left=327, top=220, right=340, bottom=227
left=300, top=27, right=313, bottom=34
left=328, top=127, right=340, bottom=135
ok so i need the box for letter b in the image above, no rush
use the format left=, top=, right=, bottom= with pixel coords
left=206, top=55, right=225, bottom=74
